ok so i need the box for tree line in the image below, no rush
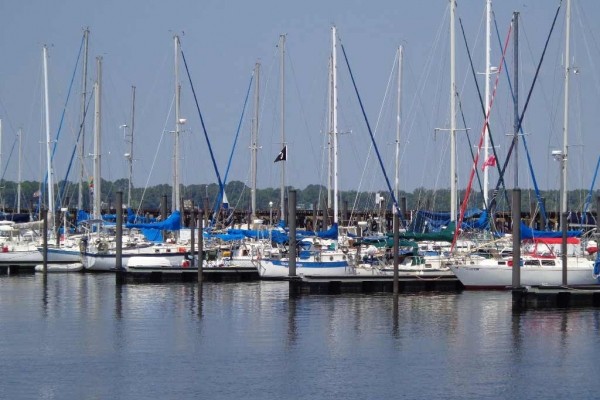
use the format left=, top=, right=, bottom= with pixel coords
left=0, top=178, right=597, bottom=214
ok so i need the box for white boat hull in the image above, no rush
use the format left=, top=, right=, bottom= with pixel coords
left=258, top=258, right=352, bottom=279
left=85, top=250, right=189, bottom=271
left=450, top=263, right=598, bottom=289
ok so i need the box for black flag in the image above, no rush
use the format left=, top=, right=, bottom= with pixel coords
left=274, top=145, right=287, bottom=162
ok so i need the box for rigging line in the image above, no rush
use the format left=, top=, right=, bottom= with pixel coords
left=211, top=71, right=254, bottom=226
left=452, top=18, right=513, bottom=251
left=458, top=17, right=508, bottom=211
left=455, top=92, right=484, bottom=201
left=0, top=136, right=17, bottom=182
left=493, top=11, right=549, bottom=227
left=41, top=34, right=84, bottom=210
left=488, top=2, right=563, bottom=218
left=137, top=94, right=174, bottom=218
left=286, top=44, right=321, bottom=173
left=179, top=47, right=224, bottom=193
left=403, top=6, right=448, bottom=191
left=582, top=155, right=600, bottom=225
left=576, top=1, right=600, bottom=95
left=57, top=89, right=94, bottom=208
left=339, top=42, right=404, bottom=224
left=354, top=49, right=398, bottom=215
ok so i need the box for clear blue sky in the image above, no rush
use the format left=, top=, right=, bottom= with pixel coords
left=1, top=0, right=599, bottom=198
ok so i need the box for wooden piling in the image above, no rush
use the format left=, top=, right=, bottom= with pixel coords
left=42, top=208, right=48, bottom=275
left=116, top=191, right=123, bottom=270
left=511, top=189, right=521, bottom=288
left=393, top=212, right=399, bottom=295
left=197, top=210, right=204, bottom=283
left=288, top=190, right=297, bottom=277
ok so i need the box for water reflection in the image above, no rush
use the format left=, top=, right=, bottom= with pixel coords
left=2, top=274, right=600, bottom=399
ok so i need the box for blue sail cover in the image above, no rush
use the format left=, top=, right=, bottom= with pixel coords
left=77, top=209, right=91, bottom=224
left=296, top=222, right=339, bottom=240
left=520, top=221, right=581, bottom=240
left=460, top=210, right=490, bottom=230
left=126, top=210, right=181, bottom=231
left=410, top=209, right=482, bottom=232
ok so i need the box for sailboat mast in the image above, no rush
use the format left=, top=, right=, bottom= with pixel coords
left=561, top=0, right=571, bottom=218
left=128, top=85, right=135, bottom=208
left=327, top=55, right=333, bottom=210
left=483, top=0, right=491, bottom=206
left=332, top=26, right=339, bottom=225
left=43, top=45, right=54, bottom=223
left=251, top=62, right=260, bottom=220
left=17, top=128, right=22, bottom=213
left=78, top=28, right=89, bottom=211
left=450, top=0, right=457, bottom=222
left=93, top=56, right=102, bottom=219
left=173, top=35, right=181, bottom=212
left=513, top=12, right=519, bottom=188
left=394, top=46, right=403, bottom=207
left=279, top=34, right=286, bottom=220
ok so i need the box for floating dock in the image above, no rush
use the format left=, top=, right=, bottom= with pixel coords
left=512, top=285, right=600, bottom=309
left=288, top=274, right=463, bottom=295
left=0, top=264, right=37, bottom=275
left=115, top=266, right=260, bottom=284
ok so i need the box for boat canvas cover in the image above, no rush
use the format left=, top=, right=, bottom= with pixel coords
left=126, top=210, right=181, bottom=231
left=520, top=221, right=581, bottom=240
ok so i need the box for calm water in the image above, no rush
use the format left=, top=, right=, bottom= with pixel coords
left=1, top=274, right=599, bottom=400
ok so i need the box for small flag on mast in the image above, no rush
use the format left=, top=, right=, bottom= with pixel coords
left=274, top=145, right=287, bottom=162
left=481, top=155, right=496, bottom=171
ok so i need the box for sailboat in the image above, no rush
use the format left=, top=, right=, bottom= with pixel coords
left=83, top=37, right=194, bottom=272
left=0, top=45, right=82, bottom=270
left=449, top=0, right=598, bottom=288
left=258, top=27, right=354, bottom=279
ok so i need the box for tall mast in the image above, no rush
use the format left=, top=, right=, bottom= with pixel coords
left=561, top=0, right=571, bottom=220
left=251, top=62, right=260, bottom=220
left=173, top=35, right=181, bottom=212
left=92, top=56, right=102, bottom=219
left=17, top=128, right=22, bottom=213
left=483, top=0, right=491, bottom=206
left=279, top=34, right=286, bottom=220
left=450, top=0, right=457, bottom=222
left=513, top=12, right=519, bottom=188
left=43, top=45, right=54, bottom=224
left=332, top=26, right=339, bottom=225
left=394, top=46, right=403, bottom=206
left=78, top=28, right=89, bottom=211
left=127, top=85, right=135, bottom=208
left=327, top=55, right=333, bottom=209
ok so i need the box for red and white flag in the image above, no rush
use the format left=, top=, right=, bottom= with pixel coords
left=481, top=155, right=496, bottom=171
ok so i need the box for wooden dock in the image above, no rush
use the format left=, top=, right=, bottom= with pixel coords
left=512, top=285, right=600, bottom=309
left=0, top=264, right=37, bottom=275
left=288, top=274, right=463, bottom=295
left=115, top=266, right=260, bottom=284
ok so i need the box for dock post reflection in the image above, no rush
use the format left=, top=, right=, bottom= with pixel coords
left=41, top=273, right=48, bottom=317
left=196, top=281, right=204, bottom=319
left=115, top=278, right=123, bottom=319
left=287, top=294, right=297, bottom=347
left=392, top=294, right=399, bottom=337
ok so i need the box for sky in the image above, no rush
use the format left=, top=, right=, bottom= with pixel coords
left=1, top=0, right=599, bottom=200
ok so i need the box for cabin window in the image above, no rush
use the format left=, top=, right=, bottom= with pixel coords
left=541, top=260, right=556, bottom=266
left=524, top=260, right=539, bottom=266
